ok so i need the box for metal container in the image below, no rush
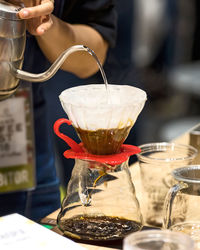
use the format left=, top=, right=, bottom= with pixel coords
left=0, top=0, right=25, bottom=99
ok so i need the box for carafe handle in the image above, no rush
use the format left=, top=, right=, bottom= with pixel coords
left=163, top=182, right=188, bottom=229
left=53, top=118, right=83, bottom=153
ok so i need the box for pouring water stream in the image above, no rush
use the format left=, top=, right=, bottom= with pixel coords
left=84, top=46, right=111, bottom=104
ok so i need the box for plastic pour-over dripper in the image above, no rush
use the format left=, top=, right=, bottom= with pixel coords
left=59, top=84, right=147, bottom=155
left=53, top=118, right=141, bottom=167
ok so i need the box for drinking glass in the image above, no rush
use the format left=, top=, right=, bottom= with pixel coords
left=123, top=229, right=194, bottom=250
left=163, top=165, right=200, bottom=249
left=137, top=142, right=197, bottom=227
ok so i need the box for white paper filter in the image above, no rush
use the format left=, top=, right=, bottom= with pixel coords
left=59, top=84, right=147, bottom=131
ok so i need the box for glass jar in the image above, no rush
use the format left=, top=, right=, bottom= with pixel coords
left=57, top=158, right=143, bottom=241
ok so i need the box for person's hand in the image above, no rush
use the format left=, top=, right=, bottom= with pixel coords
left=7, top=0, right=54, bottom=35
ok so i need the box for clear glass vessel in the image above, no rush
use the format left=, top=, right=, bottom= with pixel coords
left=123, top=229, right=195, bottom=250
left=163, top=165, right=200, bottom=249
left=137, top=142, right=197, bottom=227
left=57, top=158, right=143, bottom=241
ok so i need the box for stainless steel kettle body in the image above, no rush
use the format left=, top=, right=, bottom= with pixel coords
left=0, top=0, right=26, bottom=99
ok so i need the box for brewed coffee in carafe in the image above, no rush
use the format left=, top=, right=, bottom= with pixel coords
left=55, top=84, right=147, bottom=241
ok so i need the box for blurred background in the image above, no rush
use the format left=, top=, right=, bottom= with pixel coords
left=132, top=0, right=200, bottom=143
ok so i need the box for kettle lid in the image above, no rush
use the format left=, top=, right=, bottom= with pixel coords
left=0, top=0, right=23, bottom=20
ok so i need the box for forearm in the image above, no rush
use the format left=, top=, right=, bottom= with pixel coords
left=36, top=15, right=109, bottom=78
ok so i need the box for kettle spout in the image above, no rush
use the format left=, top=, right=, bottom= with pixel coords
left=11, top=45, right=90, bottom=82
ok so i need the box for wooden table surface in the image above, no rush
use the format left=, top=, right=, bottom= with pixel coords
left=41, top=123, right=199, bottom=250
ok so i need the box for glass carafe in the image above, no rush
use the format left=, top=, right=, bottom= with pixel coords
left=57, top=158, right=143, bottom=241
left=163, top=165, right=200, bottom=249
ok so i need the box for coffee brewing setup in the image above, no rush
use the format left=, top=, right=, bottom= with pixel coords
left=54, top=84, right=147, bottom=241
left=0, top=0, right=147, bottom=242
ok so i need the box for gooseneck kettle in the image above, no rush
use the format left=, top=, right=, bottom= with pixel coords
left=0, top=0, right=91, bottom=100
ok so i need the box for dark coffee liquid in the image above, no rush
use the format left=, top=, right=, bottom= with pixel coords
left=75, top=126, right=132, bottom=155
left=59, top=215, right=142, bottom=241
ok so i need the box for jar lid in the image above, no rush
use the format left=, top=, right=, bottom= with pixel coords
left=0, top=0, right=23, bottom=20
